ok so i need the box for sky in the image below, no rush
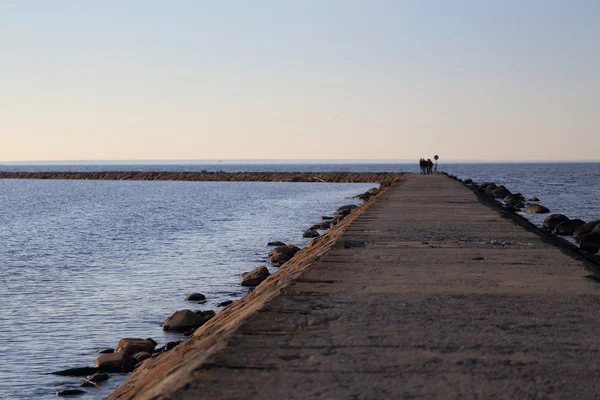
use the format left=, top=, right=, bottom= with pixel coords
left=1, top=0, right=598, bottom=162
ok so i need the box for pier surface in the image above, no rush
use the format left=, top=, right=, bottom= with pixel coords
left=110, top=174, right=600, bottom=399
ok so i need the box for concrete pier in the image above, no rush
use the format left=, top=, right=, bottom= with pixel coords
left=109, top=174, right=600, bottom=399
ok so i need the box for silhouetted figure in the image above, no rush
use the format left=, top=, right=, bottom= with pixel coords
left=419, top=159, right=426, bottom=174
left=426, top=159, right=433, bottom=175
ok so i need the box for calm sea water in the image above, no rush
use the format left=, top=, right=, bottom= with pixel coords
left=0, top=179, right=375, bottom=399
left=0, top=162, right=598, bottom=399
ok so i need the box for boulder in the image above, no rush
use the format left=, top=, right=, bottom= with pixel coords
left=218, top=300, right=234, bottom=307
left=267, top=241, right=286, bottom=247
left=94, top=352, right=136, bottom=373
left=580, top=232, right=600, bottom=253
left=321, top=216, right=334, bottom=220
left=543, top=214, right=569, bottom=230
left=310, top=221, right=332, bottom=230
left=554, top=219, right=586, bottom=235
left=488, top=185, right=510, bottom=198
left=478, top=182, right=495, bottom=190
left=116, top=338, right=157, bottom=354
left=481, top=183, right=498, bottom=192
left=335, top=205, right=357, bottom=216
left=133, top=352, right=152, bottom=363
left=185, top=293, right=206, bottom=301
left=269, top=252, right=292, bottom=265
left=268, top=245, right=299, bottom=258
left=464, top=179, right=473, bottom=184
left=156, top=341, right=183, bottom=353
left=574, top=220, right=600, bottom=241
left=528, top=197, right=540, bottom=202
left=594, top=224, right=600, bottom=233
left=504, top=193, right=525, bottom=206
left=241, top=266, right=270, bottom=287
left=303, top=230, right=320, bottom=238
left=524, top=204, right=550, bottom=214
left=162, top=309, right=206, bottom=332
left=201, top=310, right=216, bottom=319
left=97, top=348, right=114, bottom=354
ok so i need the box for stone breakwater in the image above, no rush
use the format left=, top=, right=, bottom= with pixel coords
left=0, top=171, right=403, bottom=184
left=104, top=178, right=398, bottom=399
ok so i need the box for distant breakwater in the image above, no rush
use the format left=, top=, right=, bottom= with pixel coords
left=0, top=171, right=403, bottom=184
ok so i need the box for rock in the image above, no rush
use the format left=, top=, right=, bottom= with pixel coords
left=335, top=205, right=357, bottom=216
left=543, top=214, right=569, bottom=230
left=156, top=340, right=183, bottom=353
left=524, top=204, right=550, bottom=214
left=268, top=245, right=300, bottom=258
left=97, top=348, right=114, bottom=354
left=478, top=182, right=495, bottom=190
left=116, top=338, right=157, bottom=354
left=202, top=310, right=216, bottom=319
left=241, top=266, right=270, bottom=287
left=594, top=224, right=600, bottom=233
left=580, top=232, right=600, bottom=253
left=310, top=221, right=332, bottom=230
left=51, top=367, right=99, bottom=377
left=574, top=221, right=600, bottom=241
left=185, top=293, right=206, bottom=301
left=57, top=389, right=85, bottom=397
left=269, top=252, right=292, bottom=265
left=94, top=352, right=136, bottom=373
left=464, top=179, right=473, bottom=184
left=504, top=193, right=525, bottom=206
left=303, top=230, right=320, bottom=238
left=321, top=216, right=334, bottom=220
left=528, top=197, right=540, bottom=201
left=489, top=185, right=510, bottom=198
left=133, top=352, right=152, bottom=362
left=267, top=241, right=286, bottom=246
left=162, top=309, right=206, bottom=332
left=81, top=371, right=109, bottom=387
left=554, top=219, right=586, bottom=235
left=218, top=300, right=233, bottom=307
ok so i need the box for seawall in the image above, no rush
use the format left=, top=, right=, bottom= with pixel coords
left=108, top=173, right=600, bottom=399
left=0, top=171, right=402, bottom=184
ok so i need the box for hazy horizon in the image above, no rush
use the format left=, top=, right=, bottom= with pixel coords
left=3, top=1, right=598, bottom=162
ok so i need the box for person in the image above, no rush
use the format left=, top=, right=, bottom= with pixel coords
left=426, top=159, right=433, bottom=175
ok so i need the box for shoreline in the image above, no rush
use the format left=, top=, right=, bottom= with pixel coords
left=0, top=171, right=403, bottom=184
left=104, top=178, right=399, bottom=399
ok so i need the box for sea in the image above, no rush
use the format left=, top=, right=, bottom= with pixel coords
left=0, top=162, right=598, bottom=399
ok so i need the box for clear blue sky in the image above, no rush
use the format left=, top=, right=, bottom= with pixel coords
left=2, top=1, right=598, bottom=161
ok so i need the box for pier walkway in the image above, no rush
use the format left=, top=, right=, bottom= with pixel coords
left=112, top=174, right=600, bottom=399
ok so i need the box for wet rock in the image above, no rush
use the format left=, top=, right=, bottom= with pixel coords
left=504, top=193, right=525, bottom=207
left=185, top=293, right=206, bottom=301
left=218, top=300, right=234, bottom=307
left=335, top=205, right=357, bottom=216
left=543, top=214, right=570, bottom=230
left=202, top=310, right=216, bottom=319
left=463, top=179, right=473, bottom=184
left=97, top=348, right=114, bottom=354
left=554, top=219, right=586, bottom=235
left=580, top=232, right=600, bottom=253
left=156, top=340, right=183, bottom=353
left=528, top=197, right=540, bottom=201
left=132, top=352, right=152, bottom=362
left=267, top=241, right=285, bottom=247
left=479, top=183, right=497, bottom=191
left=594, top=224, right=600, bottom=233
left=524, top=204, right=550, bottom=214
left=241, top=266, right=270, bottom=287
left=52, top=367, right=99, bottom=377
left=303, top=229, right=320, bottom=238
left=321, top=216, right=334, bottom=220
left=162, top=309, right=206, bottom=332
left=268, top=245, right=299, bottom=258
left=94, top=352, right=136, bottom=373
left=489, top=185, right=510, bottom=198
left=269, top=252, right=292, bottom=265
left=116, top=338, right=157, bottom=354
left=81, top=371, right=109, bottom=387
left=57, top=389, right=85, bottom=397
left=574, top=221, right=600, bottom=241
left=310, top=221, right=332, bottom=230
